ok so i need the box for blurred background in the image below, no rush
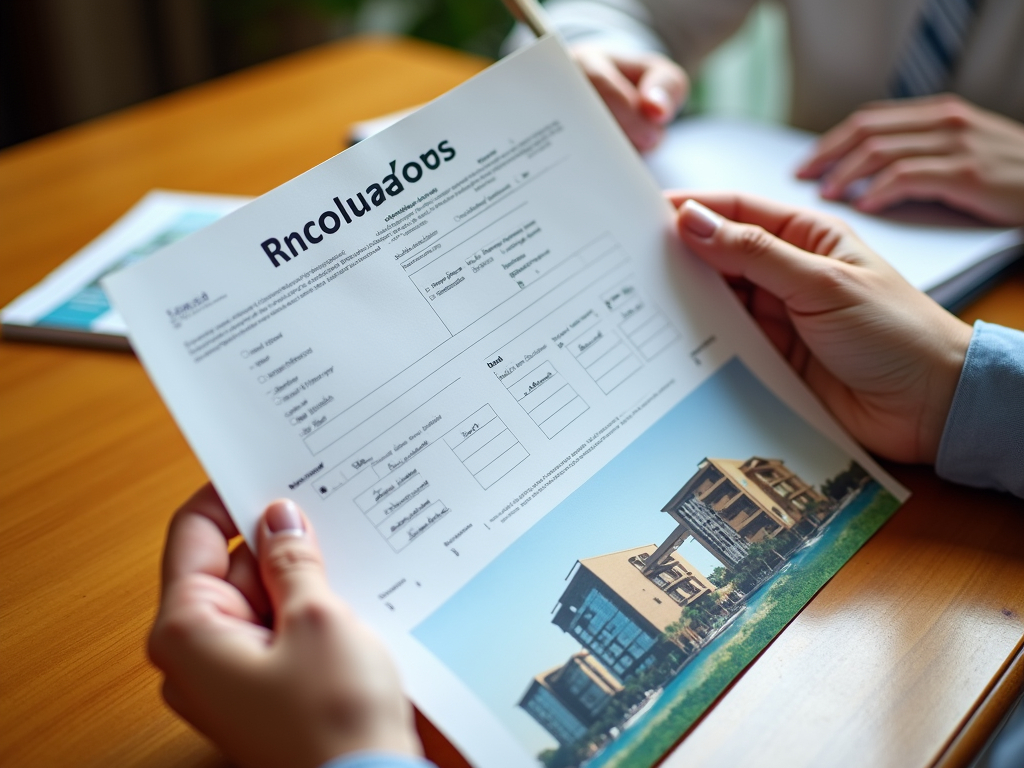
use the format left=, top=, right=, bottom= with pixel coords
left=0, top=0, right=789, bottom=151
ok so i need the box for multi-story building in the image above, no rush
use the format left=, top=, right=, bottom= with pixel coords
left=518, top=652, right=622, bottom=746
left=658, top=457, right=828, bottom=568
left=552, top=545, right=714, bottom=681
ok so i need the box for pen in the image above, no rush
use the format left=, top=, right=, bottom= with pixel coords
left=500, top=0, right=553, bottom=38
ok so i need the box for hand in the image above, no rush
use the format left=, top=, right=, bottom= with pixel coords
left=148, top=485, right=421, bottom=768
left=796, top=94, right=1024, bottom=226
left=671, top=192, right=973, bottom=464
left=571, top=44, right=688, bottom=152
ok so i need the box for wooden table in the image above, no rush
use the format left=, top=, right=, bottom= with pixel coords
left=1, top=36, right=1022, bottom=768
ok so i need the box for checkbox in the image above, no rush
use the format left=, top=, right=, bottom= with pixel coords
left=258, top=375, right=267, bottom=383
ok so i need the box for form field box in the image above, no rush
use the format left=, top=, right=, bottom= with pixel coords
left=595, top=355, right=642, bottom=392
left=528, top=381, right=577, bottom=424
left=510, top=361, right=559, bottom=404
left=519, top=371, right=570, bottom=414
left=384, top=499, right=450, bottom=553
left=445, top=405, right=499, bottom=450
left=446, top=405, right=528, bottom=489
left=618, top=299, right=679, bottom=361
left=504, top=360, right=588, bottom=438
left=355, top=466, right=425, bottom=514
left=463, top=429, right=518, bottom=475
left=476, top=443, right=530, bottom=488
left=587, top=342, right=631, bottom=380
left=450, top=415, right=505, bottom=461
left=566, top=323, right=642, bottom=394
left=410, top=225, right=627, bottom=336
left=568, top=327, right=615, bottom=367
left=539, top=395, right=589, bottom=437
left=636, top=324, right=678, bottom=359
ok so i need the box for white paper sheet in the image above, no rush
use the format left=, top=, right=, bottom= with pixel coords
left=646, top=116, right=1023, bottom=297
left=105, top=38, right=907, bottom=767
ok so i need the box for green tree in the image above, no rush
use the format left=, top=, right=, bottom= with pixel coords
left=744, top=540, right=781, bottom=571
left=821, top=461, right=869, bottom=501
left=708, top=565, right=732, bottom=588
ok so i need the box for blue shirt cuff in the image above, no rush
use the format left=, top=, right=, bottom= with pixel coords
left=319, top=752, right=437, bottom=768
left=936, top=320, right=1024, bottom=497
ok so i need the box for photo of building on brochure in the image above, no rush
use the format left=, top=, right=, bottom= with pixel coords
left=413, top=357, right=902, bottom=768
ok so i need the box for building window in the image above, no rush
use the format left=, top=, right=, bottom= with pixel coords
left=567, top=588, right=659, bottom=677
left=706, top=481, right=739, bottom=508
left=628, top=554, right=649, bottom=570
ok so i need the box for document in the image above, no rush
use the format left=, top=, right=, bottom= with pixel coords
left=107, top=37, right=907, bottom=768
left=1, top=190, right=248, bottom=349
left=646, top=117, right=1024, bottom=307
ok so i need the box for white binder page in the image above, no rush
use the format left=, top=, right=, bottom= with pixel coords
left=107, top=38, right=907, bottom=768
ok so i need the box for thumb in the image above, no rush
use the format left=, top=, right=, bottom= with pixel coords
left=676, top=199, right=837, bottom=305
left=257, top=500, right=330, bottom=623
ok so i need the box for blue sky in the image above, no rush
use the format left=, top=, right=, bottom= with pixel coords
left=413, top=358, right=852, bottom=756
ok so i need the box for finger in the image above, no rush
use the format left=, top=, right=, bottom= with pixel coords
left=796, top=98, right=968, bottom=179
left=148, top=574, right=269, bottom=681
left=576, top=49, right=663, bottom=150
left=854, top=155, right=976, bottom=214
left=227, top=542, right=272, bottom=623
left=667, top=190, right=847, bottom=255
left=676, top=199, right=854, bottom=311
left=163, top=484, right=240, bottom=589
left=618, top=54, right=688, bottom=124
left=666, top=189, right=805, bottom=229
left=820, top=131, right=957, bottom=199
left=256, top=500, right=331, bottom=627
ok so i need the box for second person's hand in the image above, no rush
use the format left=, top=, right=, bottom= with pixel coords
left=670, top=191, right=973, bottom=464
left=571, top=44, right=688, bottom=152
left=796, top=94, right=1024, bottom=226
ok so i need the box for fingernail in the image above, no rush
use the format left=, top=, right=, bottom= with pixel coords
left=644, top=86, right=672, bottom=116
left=265, top=500, right=305, bottom=536
left=682, top=199, right=723, bottom=238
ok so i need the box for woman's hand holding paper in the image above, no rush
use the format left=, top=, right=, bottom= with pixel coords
left=148, top=485, right=422, bottom=768
left=796, top=94, right=1024, bottom=226
left=570, top=44, right=688, bottom=152
left=672, top=191, right=973, bottom=464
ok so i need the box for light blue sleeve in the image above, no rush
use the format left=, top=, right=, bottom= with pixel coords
left=318, top=752, right=438, bottom=768
left=936, top=320, right=1024, bottom=498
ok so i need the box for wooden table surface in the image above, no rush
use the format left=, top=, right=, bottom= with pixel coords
left=1, top=36, right=1022, bottom=768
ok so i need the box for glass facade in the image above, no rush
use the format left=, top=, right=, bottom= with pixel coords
left=556, top=659, right=616, bottom=718
left=521, top=682, right=587, bottom=746
left=567, top=587, right=657, bottom=678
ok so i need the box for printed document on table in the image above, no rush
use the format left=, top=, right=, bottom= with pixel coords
left=1, top=190, right=248, bottom=348
left=106, top=37, right=907, bottom=768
